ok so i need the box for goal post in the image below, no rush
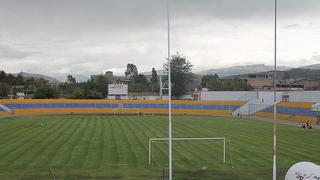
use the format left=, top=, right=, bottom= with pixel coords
left=148, top=137, right=228, bottom=165
left=113, top=108, right=140, bottom=116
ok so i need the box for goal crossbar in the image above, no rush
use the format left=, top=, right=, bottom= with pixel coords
left=148, top=137, right=228, bottom=165
left=113, top=108, right=140, bottom=116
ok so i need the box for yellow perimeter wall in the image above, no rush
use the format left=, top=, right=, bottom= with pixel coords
left=277, top=102, right=314, bottom=109
left=0, top=99, right=246, bottom=116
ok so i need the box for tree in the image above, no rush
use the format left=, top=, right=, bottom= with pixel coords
left=0, top=82, right=9, bottom=98
left=125, top=64, right=138, bottom=77
left=34, top=78, right=49, bottom=87
left=200, top=74, right=253, bottom=91
left=164, top=52, right=193, bottom=98
left=67, top=74, right=76, bottom=84
left=33, top=86, right=58, bottom=99
left=0, top=71, right=6, bottom=82
left=151, top=68, right=158, bottom=92
left=16, top=74, right=24, bottom=85
left=68, top=87, right=85, bottom=99
left=6, top=74, right=16, bottom=85
left=201, top=74, right=221, bottom=90
left=94, top=75, right=111, bottom=97
left=86, top=90, right=103, bottom=99
left=129, top=74, right=151, bottom=92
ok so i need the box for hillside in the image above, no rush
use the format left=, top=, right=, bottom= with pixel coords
left=199, top=64, right=291, bottom=77
left=14, top=72, right=60, bottom=84
left=227, top=68, right=320, bottom=80
left=299, top=64, right=320, bottom=70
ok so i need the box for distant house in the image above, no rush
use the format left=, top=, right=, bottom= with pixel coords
left=247, top=74, right=273, bottom=90
left=113, top=76, right=134, bottom=83
left=225, top=72, right=309, bottom=91
left=91, top=71, right=135, bottom=84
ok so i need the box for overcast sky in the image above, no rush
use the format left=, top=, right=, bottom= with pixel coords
left=0, top=0, right=320, bottom=80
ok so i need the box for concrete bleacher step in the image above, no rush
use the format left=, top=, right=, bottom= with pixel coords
left=311, top=102, right=320, bottom=111
left=232, top=99, right=275, bottom=116
left=0, top=104, right=12, bottom=114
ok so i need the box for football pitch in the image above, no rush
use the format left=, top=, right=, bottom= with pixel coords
left=0, top=115, right=319, bottom=180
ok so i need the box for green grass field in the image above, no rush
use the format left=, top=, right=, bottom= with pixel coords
left=0, top=115, right=319, bottom=180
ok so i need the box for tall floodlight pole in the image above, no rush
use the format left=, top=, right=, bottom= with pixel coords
left=166, top=2, right=173, bottom=180
left=272, top=0, right=277, bottom=179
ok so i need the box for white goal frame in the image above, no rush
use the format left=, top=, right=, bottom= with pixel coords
left=148, top=137, right=228, bottom=165
left=113, top=108, right=140, bottom=116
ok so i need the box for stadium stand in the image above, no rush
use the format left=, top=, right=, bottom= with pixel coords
left=0, top=99, right=245, bottom=116
left=0, top=104, right=11, bottom=115
left=254, top=102, right=320, bottom=124
left=1, top=99, right=318, bottom=125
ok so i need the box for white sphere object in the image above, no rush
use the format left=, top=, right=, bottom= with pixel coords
left=285, top=162, right=320, bottom=180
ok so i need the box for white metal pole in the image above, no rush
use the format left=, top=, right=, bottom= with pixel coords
left=160, top=75, right=162, bottom=100
left=223, top=138, right=226, bottom=163
left=149, top=139, right=152, bottom=165
left=273, top=0, right=277, bottom=179
left=167, top=1, right=173, bottom=180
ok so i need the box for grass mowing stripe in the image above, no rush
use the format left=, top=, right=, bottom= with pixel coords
left=110, top=116, right=135, bottom=168
left=20, top=116, right=76, bottom=169
left=136, top=117, right=192, bottom=169
left=0, top=118, right=64, bottom=167
left=174, top=117, right=268, bottom=167
left=117, top=116, right=140, bottom=167
left=172, top=118, right=227, bottom=165
left=1, top=115, right=320, bottom=180
left=170, top=124, right=222, bottom=166
left=69, top=116, right=96, bottom=168
left=48, top=116, right=84, bottom=166
left=174, top=127, right=225, bottom=167
left=0, top=117, right=61, bottom=153
left=0, top=117, right=37, bottom=139
left=82, top=116, right=101, bottom=169
left=117, top=116, right=138, bottom=166
left=100, top=116, right=112, bottom=168
left=6, top=116, right=73, bottom=168
left=97, top=116, right=106, bottom=168
left=80, top=116, right=97, bottom=168
left=44, top=116, right=82, bottom=166
left=65, top=117, right=90, bottom=167
left=124, top=116, right=151, bottom=167
left=104, top=116, right=120, bottom=167
left=128, top=116, right=169, bottom=166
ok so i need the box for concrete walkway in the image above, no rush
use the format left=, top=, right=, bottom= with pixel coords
left=247, top=116, right=320, bottom=130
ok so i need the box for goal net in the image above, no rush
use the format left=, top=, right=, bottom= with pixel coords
left=113, top=108, right=140, bottom=116
left=113, top=100, right=140, bottom=116
left=148, top=137, right=230, bottom=166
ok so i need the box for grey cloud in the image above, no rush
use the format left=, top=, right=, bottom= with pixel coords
left=283, top=24, right=299, bottom=29
left=0, top=0, right=320, bottom=78
left=1, top=0, right=319, bottom=35
left=0, top=44, right=32, bottom=59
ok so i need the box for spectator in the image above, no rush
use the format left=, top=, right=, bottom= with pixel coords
left=307, top=121, right=312, bottom=129
left=301, top=122, right=306, bottom=128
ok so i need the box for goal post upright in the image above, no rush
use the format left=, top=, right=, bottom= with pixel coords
left=166, top=1, right=173, bottom=180
left=272, top=0, right=277, bottom=179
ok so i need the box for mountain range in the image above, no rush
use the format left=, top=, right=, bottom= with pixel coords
left=198, top=64, right=292, bottom=77
left=299, top=64, right=320, bottom=70
left=13, top=72, right=60, bottom=84
left=11, top=63, right=320, bottom=83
